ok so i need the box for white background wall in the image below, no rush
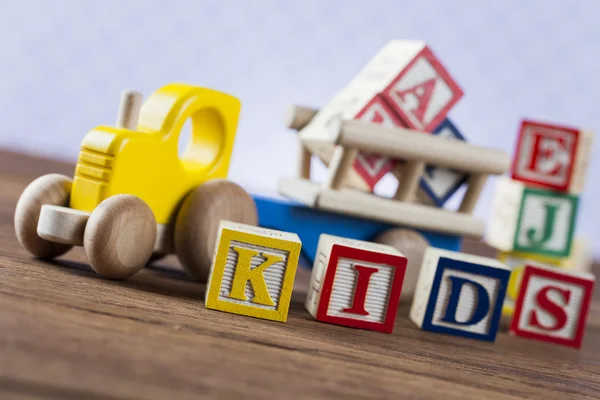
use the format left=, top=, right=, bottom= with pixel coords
left=0, top=0, right=598, bottom=255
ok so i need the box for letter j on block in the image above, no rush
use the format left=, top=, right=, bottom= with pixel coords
left=410, top=248, right=510, bottom=342
left=305, top=234, right=408, bottom=333
left=509, top=264, right=595, bottom=349
left=204, top=221, right=302, bottom=322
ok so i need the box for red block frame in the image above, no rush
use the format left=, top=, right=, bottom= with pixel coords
left=511, top=119, right=581, bottom=192
left=509, top=264, right=594, bottom=349
left=381, top=45, right=464, bottom=132
left=315, top=244, right=407, bottom=333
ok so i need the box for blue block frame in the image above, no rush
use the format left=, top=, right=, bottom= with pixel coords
left=420, top=118, right=469, bottom=207
left=252, top=194, right=463, bottom=267
left=421, top=257, right=510, bottom=342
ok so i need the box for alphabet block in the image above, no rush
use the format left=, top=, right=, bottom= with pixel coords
left=300, top=40, right=463, bottom=189
left=305, top=234, right=407, bottom=333
left=499, top=238, right=593, bottom=316
left=205, top=221, right=302, bottom=322
left=509, top=263, right=595, bottom=349
left=417, top=118, right=468, bottom=206
left=511, top=120, right=594, bottom=194
left=410, top=247, right=510, bottom=342
left=486, top=176, right=579, bottom=258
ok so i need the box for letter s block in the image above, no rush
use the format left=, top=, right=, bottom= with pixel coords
left=511, top=120, right=594, bottom=194
left=305, top=234, right=407, bottom=333
left=410, top=247, right=510, bottom=342
left=509, top=264, right=595, bottom=349
left=205, top=221, right=302, bottom=322
left=486, top=176, right=579, bottom=258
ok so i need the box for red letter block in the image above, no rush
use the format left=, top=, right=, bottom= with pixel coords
left=509, top=263, right=595, bottom=348
left=305, top=234, right=407, bottom=333
left=511, top=120, right=594, bottom=193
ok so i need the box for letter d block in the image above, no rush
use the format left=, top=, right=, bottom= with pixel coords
left=486, top=176, right=579, bottom=258
left=410, top=248, right=510, bottom=342
left=509, top=264, right=595, bottom=349
left=205, top=221, right=302, bottom=322
left=305, top=234, right=407, bottom=333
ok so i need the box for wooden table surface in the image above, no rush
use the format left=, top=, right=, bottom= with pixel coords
left=1, top=151, right=599, bottom=400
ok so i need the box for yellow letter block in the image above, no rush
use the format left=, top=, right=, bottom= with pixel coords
left=205, top=220, right=302, bottom=322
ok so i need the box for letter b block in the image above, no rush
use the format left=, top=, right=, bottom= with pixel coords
left=205, top=221, right=302, bottom=322
left=509, top=264, right=595, bottom=348
left=410, top=248, right=510, bottom=342
left=305, top=234, right=408, bottom=333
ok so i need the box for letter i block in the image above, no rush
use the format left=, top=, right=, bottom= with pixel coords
left=205, top=221, right=302, bottom=322
left=410, top=247, right=510, bottom=342
left=416, top=118, right=468, bottom=206
left=486, top=176, right=579, bottom=258
left=511, top=120, right=594, bottom=194
left=305, top=234, right=407, bottom=333
left=509, top=264, right=595, bottom=349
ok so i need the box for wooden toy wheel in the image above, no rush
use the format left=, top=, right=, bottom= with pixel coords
left=373, top=228, right=429, bottom=301
left=174, top=179, right=258, bottom=282
left=14, top=174, right=74, bottom=259
left=84, top=195, right=157, bottom=280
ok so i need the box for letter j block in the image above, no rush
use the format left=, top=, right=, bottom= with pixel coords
left=305, top=234, right=408, bottom=333
left=205, top=221, right=302, bottom=322
left=509, top=263, right=595, bottom=349
left=410, top=247, right=510, bottom=342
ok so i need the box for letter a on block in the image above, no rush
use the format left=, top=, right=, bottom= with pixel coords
left=205, top=221, right=302, bottom=322
left=305, top=234, right=407, bottom=334
left=410, top=248, right=510, bottom=342
left=509, top=264, right=595, bottom=348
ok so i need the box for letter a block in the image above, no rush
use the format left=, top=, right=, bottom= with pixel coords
left=205, top=221, right=302, bottom=322
left=305, top=234, right=407, bottom=333
left=410, top=247, right=510, bottom=342
left=486, top=176, right=579, bottom=258
left=509, top=264, right=595, bottom=349
left=511, top=120, right=594, bottom=194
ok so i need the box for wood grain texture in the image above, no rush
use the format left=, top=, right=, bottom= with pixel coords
left=1, top=150, right=599, bottom=400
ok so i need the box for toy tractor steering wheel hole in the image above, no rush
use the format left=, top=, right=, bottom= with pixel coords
left=177, top=108, right=225, bottom=172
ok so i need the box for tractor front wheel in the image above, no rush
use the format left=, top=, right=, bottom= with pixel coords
left=174, top=179, right=258, bottom=282
left=84, top=195, right=156, bottom=279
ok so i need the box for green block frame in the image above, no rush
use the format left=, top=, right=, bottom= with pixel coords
left=513, top=187, right=579, bottom=258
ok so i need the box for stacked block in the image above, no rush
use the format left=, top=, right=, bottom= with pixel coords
left=410, top=247, right=510, bottom=342
left=299, top=40, right=464, bottom=190
left=305, top=234, right=408, bottom=333
left=205, top=221, right=302, bottom=322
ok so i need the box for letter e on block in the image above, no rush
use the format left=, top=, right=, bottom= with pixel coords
left=509, top=264, right=595, bottom=348
left=410, top=248, right=510, bottom=342
left=511, top=120, right=594, bottom=194
left=205, top=221, right=302, bottom=322
left=305, top=234, right=407, bottom=333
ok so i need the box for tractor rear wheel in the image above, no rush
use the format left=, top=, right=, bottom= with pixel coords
left=84, top=195, right=156, bottom=279
left=174, top=179, right=258, bottom=282
left=373, top=228, right=429, bottom=301
left=14, top=174, right=74, bottom=259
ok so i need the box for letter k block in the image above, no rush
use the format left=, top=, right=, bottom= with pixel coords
left=410, top=248, right=510, bottom=342
left=305, top=234, right=408, bottom=334
left=205, top=221, right=302, bottom=322
left=509, top=263, right=595, bottom=349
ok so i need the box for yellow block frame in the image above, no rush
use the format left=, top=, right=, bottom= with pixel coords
left=205, top=228, right=301, bottom=322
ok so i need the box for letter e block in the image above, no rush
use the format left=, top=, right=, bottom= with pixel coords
left=305, top=234, right=407, bottom=333
left=205, top=221, right=302, bottom=322
left=509, top=264, right=595, bottom=348
left=410, top=248, right=510, bottom=342
left=487, top=176, right=579, bottom=258
left=511, top=120, right=594, bottom=194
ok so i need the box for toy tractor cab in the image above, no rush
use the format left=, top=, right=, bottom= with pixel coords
left=14, top=83, right=257, bottom=280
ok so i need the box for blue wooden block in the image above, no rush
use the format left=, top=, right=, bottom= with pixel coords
left=252, top=194, right=462, bottom=267
left=419, top=118, right=469, bottom=207
left=410, top=248, right=510, bottom=342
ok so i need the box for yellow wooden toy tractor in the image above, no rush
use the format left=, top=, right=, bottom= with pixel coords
left=14, top=83, right=257, bottom=280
